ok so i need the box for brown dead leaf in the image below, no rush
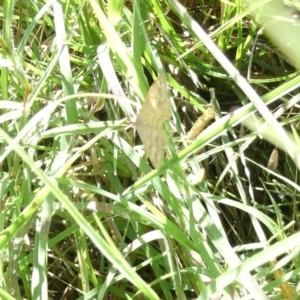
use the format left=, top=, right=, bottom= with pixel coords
left=188, top=106, right=216, bottom=139
left=135, top=74, right=171, bottom=169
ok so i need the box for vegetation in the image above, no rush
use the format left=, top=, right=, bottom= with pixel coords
left=0, top=0, right=300, bottom=299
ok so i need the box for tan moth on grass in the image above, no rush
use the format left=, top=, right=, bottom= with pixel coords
left=135, top=74, right=172, bottom=169
left=267, top=148, right=278, bottom=170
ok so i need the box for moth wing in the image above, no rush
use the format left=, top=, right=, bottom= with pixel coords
left=135, top=74, right=171, bottom=169
left=136, top=119, right=166, bottom=169
left=137, top=75, right=171, bottom=124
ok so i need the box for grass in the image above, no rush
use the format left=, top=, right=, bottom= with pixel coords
left=0, top=0, right=300, bottom=299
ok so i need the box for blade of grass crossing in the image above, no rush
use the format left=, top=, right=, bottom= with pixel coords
left=53, top=1, right=78, bottom=125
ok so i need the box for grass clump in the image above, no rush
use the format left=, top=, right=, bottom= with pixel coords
left=0, top=0, right=300, bottom=299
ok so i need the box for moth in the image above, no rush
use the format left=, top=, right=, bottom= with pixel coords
left=267, top=148, right=278, bottom=170
left=135, top=74, right=171, bottom=169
